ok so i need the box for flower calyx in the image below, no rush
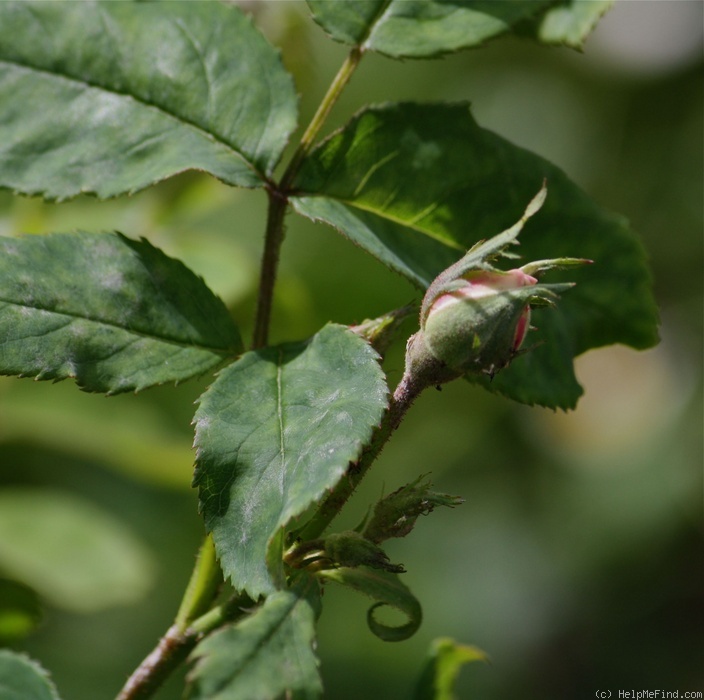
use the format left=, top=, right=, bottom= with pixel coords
left=405, top=184, right=591, bottom=387
left=362, top=475, right=464, bottom=544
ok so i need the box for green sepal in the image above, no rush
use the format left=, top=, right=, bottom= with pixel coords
left=420, top=185, right=548, bottom=326
left=323, top=531, right=405, bottom=574
left=317, top=567, right=422, bottom=642
left=363, top=475, right=464, bottom=544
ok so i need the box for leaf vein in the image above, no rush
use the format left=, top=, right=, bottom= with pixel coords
left=0, top=297, right=234, bottom=355
left=0, top=58, right=262, bottom=181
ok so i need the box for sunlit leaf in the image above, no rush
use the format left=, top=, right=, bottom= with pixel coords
left=413, top=637, right=489, bottom=700
left=291, top=103, right=659, bottom=409
left=534, top=0, right=614, bottom=49
left=0, top=489, right=155, bottom=612
left=194, top=324, right=388, bottom=599
left=188, top=575, right=322, bottom=700
left=307, top=0, right=554, bottom=58
left=0, top=651, right=61, bottom=700
left=0, top=232, right=242, bottom=393
left=0, top=1, right=297, bottom=200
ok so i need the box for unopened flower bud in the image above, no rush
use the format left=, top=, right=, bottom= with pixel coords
left=402, top=184, right=590, bottom=388
left=422, top=268, right=543, bottom=376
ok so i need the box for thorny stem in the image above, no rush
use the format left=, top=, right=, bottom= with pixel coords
left=117, top=46, right=366, bottom=700
left=296, top=369, right=427, bottom=542
left=252, top=47, right=363, bottom=349
left=116, top=595, right=252, bottom=700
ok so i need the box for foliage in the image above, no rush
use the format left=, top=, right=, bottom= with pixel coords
left=0, top=2, right=661, bottom=699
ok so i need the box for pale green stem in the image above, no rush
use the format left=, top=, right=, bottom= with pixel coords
left=174, top=533, right=221, bottom=631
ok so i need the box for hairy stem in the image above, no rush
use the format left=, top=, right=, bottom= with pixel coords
left=253, top=47, right=363, bottom=350
left=118, top=46, right=367, bottom=700
left=115, top=595, right=252, bottom=700
left=297, top=369, right=426, bottom=542
left=116, top=625, right=195, bottom=700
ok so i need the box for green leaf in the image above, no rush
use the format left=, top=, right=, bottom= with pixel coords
left=0, top=1, right=296, bottom=200
left=317, top=566, right=422, bottom=641
left=290, top=103, right=659, bottom=409
left=413, top=637, right=489, bottom=700
left=188, top=576, right=322, bottom=700
left=307, top=0, right=554, bottom=58
left=0, top=489, right=155, bottom=613
left=0, top=232, right=242, bottom=393
left=0, top=651, right=61, bottom=700
left=194, top=324, right=388, bottom=599
left=534, top=0, right=614, bottom=49
left=0, top=579, right=42, bottom=643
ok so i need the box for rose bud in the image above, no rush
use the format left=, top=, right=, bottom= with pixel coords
left=402, top=184, right=591, bottom=388
left=421, top=267, right=555, bottom=376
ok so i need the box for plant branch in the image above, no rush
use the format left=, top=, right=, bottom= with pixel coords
left=116, top=624, right=195, bottom=700
left=174, top=534, right=221, bottom=632
left=252, top=190, right=288, bottom=349
left=252, top=47, right=364, bottom=350
left=280, top=47, right=363, bottom=192
left=115, top=594, right=253, bottom=700
left=296, top=369, right=426, bottom=542
left=117, top=43, right=368, bottom=700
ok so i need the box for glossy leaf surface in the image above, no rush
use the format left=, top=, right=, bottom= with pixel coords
left=291, top=103, right=659, bottom=409
left=0, top=651, right=61, bottom=700
left=188, top=577, right=321, bottom=700
left=194, top=324, right=388, bottom=598
left=0, top=232, right=241, bottom=393
left=0, top=1, right=296, bottom=199
left=307, top=0, right=553, bottom=58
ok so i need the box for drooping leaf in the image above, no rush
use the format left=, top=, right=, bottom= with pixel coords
left=307, top=0, right=554, bottom=58
left=0, top=1, right=297, bottom=200
left=0, top=232, right=242, bottom=393
left=0, top=651, right=61, bottom=700
left=317, top=566, right=422, bottom=641
left=188, top=575, right=322, bottom=700
left=0, top=579, right=42, bottom=643
left=290, top=103, right=659, bottom=409
left=0, top=489, right=155, bottom=612
left=413, top=637, right=489, bottom=700
left=194, top=324, right=388, bottom=599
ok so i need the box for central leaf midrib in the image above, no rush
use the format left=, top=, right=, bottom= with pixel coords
left=0, top=58, right=263, bottom=180
left=292, top=191, right=464, bottom=251
left=0, top=296, right=234, bottom=355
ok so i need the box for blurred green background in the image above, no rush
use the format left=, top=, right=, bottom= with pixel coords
left=0, top=2, right=701, bottom=698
